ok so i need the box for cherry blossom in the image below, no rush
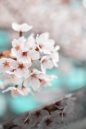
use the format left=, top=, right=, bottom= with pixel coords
left=11, top=37, right=27, bottom=58
left=0, top=58, right=16, bottom=73
left=2, top=86, right=23, bottom=96
left=0, top=22, right=60, bottom=96
left=24, top=69, right=52, bottom=92
left=12, top=22, right=32, bottom=32
left=2, top=73, right=22, bottom=86
left=17, top=49, right=40, bottom=64
left=13, top=62, right=30, bottom=78
left=11, top=35, right=40, bottom=64
left=36, top=32, right=55, bottom=54
left=49, top=45, right=60, bottom=67
left=40, top=46, right=60, bottom=72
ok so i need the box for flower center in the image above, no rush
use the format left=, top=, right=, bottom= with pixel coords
left=15, top=45, right=20, bottom=51
left=18, top=63, right=25, bottom=69
left=35, top=47, right=39, bottom=51
left=22, top=52, right=27, bottom=56
left=3, top=61, right=9, bottom=68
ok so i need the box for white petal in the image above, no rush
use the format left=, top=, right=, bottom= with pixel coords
left=55, top=45, right=60, bottom=51
left=27, top=34, right=36, bottom=49
left=12, top=22, right=20, bottom=31
left=36, top=32, right=49, bottom=45
left=30, top=77, right=40, bottom=91
left=11, top=48, right=18, bottom=57
left=2, top=87, right=16, bottom=93
left=20, top=23, right=32, bottom=32
left=29, top=50, right=40, bottom=60
left=41, top=56, right=53, bottom=71
left=12, top=22, right=32, bottom=32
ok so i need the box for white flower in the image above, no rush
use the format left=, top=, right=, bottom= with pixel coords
left=12, top=22, right=32, bottom=32
left=13, top=62, right=30, bottom=78
left=36, top=32, right=55, bottom=54
left=0, top=58, right=16, bottom=73
left=3, top=73, right=23, bottom=86
left=11, top=35, right=40, bottom=64
left=50, top=45, right=60, bottom=67
left=16, top=49, right=40, bottom=64
left=24, top=69, right=52, bottom=92
left=17, top=51, right=32, bottom=65
left=11, top=37, right=27, bottom=58
left=41, top=56, right=54, bottom=73
left=0, top=22, right=60, bottom=97
left=2, top=86, right=24, bottom=96
left=40, top=46, right=60, bottom=72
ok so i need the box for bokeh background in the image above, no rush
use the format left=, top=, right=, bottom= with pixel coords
left=0, top=0, right=86, bottom=128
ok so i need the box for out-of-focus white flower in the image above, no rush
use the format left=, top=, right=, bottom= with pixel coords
left=24, top=69, right=51, bottom=92
left=83, top=0, right=86, bottom=8
left=3, top=85, right=31, bottom=96
left=12, top=22, right=32, bottom=32
left=49, top=45, right=60, bottom=67
left=36, top=32, right=55, bottom=54
left=0, top=22, right=60, bottom=97
left=11, top=37, right=27, bottom=58
left=17, top=49, right=40, bottom=64
left=0, top=58, right=16, bottom=73
left=13, top=62, right=30, bottom=78
left=2, top=86, right=24, bottom=96
left=41, top=56, right=53, bottom=73
left=11, top=36, right=40, bottom=64
left=40, top=45, right=60, bottom=72
left=17, top=51, right=32, bottom=65
left=4, top=73, right=23, bottom=86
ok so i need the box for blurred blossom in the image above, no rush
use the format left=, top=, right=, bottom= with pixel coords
left=82, top=0, right=86, bottom=8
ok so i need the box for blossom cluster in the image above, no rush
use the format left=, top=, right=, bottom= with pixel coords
left=0, top=22, right=59, bottom=96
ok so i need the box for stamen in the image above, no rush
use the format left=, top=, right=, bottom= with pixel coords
left=18, top=63, right=25, bottom=69
left=3, top=61, right=9, bottom=67
left=22, top=52, right=27, bottom=56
